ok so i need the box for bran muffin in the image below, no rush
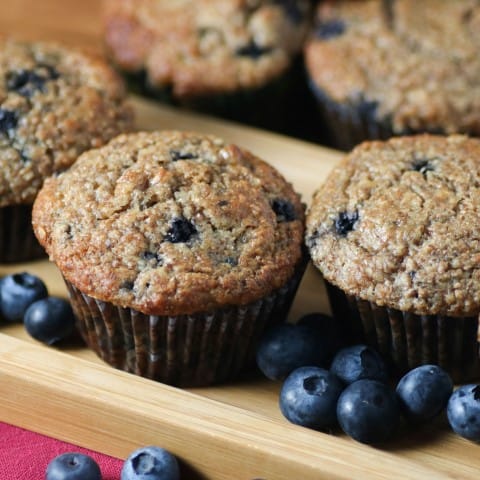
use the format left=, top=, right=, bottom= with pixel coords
left=32, top=130, right=306, bottom=387
left=306, top=134, right=480, bottom=382
left=0, top=38, right=134, bottom=262
left=304, top=0, right=480, bottom=150
left=102, top=0, right=312, bottom=133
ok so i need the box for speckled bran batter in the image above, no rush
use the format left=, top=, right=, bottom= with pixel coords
left=102, top=0, right=311, bottom=97
left=305, top=0, right=480, bottom=136
left=33, top=130, right=305, bottom=316
left=0, top=38, right=134, bottom=207
left=307, top=135, right=480, bottom=316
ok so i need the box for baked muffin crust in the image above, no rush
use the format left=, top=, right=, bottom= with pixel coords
left=305, top=0, right=480, bottom=135
left=33, top=130, right=305, bottom=315
left=306, top=135, right=480, bottom=316
left=0, top=38, right=134, bottom=206
left=103, top=0, right=311, bottom=97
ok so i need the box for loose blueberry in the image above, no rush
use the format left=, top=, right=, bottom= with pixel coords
left=169, top=150, right=198, bottom=161
left=396, top=364, right=453, bottom=423
left=315, top=19, right=346, bottom=40
left=0, top=108, right=18, bottom=134
left=447, top=384, right=480, bottom=442
left=0, top=272, right=48, bottom=322
left=271, top=198, right=297, bottom=222
left=256, top=323, right=331, bottom=381
left=334, top=210, right=359, bottom=236
left=330, top=344, right=389, bottom=385
left=297, top=312, right=342, bottom=360
left=280, top=366, right=344, bottom=430
left=24, top=296, right=76, bottom=345
left=165, top=217, right=197, bottom=243
left=235, top=42, right=272, bottom=59
left=121, top=445, right=180, bottom=480
left=337, top=379, right=400, bottom=444
left=46, top=452, right=101, bottom=480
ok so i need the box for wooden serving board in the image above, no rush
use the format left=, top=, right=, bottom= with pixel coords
left=0, top=97, right=478, bottom=480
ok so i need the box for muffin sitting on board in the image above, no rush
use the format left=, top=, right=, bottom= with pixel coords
left=306, top=134, right=480, bottom=383
left=304, top=0, right=480, bottom=150
left=32, top=130, right=306, bottom=387
left=0, top=37, right=134, bottom=262
left=102, top=0, right=312, bottom=134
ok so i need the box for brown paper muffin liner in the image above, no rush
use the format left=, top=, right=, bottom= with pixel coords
left=64, top=260, right=306, bottom=387
left=0, top=204, right=46, bottom=263
left=324, top=281, right=480, bottom=383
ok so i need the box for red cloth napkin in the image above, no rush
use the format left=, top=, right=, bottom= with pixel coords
left=0, top=421, right=123, bottom=479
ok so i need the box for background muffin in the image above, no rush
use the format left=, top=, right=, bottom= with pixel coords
left=0, top=37, right=134, bottom=262
left=102, top=0, right=312, bottom=135
left=32, top=130, right=306, bottom=387
left=304, top=0, right=480, bottom=150
left=306, top=134, right=480, bottom=382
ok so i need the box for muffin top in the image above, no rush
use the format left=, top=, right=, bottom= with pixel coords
left=33, top=130, right=305, bottom=316
left=304, top=0, right=480, bottom=135
left=0, top=38, right=134, bottom=207
left=103, top=0, right=311, bottom=97
left=306, top=134, right=480, bottom=317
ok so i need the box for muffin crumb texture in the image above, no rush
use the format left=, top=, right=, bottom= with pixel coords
left=306, top=135, right=480, bottom=316
left=33, top=130, right=305, bottom=316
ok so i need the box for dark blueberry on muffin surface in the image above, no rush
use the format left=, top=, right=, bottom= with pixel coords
left=272, top=198, right=297, bottom=222
left=165, top=217, right=197, bottom=243
left=0, top=109, right=18, bottom=134
left=169, top=149, right=199, bottom=161
left=6, top=64, right=59, bottom=97
left=315, top=19, right=346, bottom=39
left=235, top=42, right=273, bottom=59
left=334, top=210, right=359, bottom=236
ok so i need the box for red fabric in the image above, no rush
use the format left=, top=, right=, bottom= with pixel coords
left=0, top=421, right=123, bottom=479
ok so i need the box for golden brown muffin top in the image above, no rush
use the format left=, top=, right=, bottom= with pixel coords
left=0, top=38, right=134, bottom=207
left=33, top=130, right=305, bottom=316
left=103, top=0, right=311, bottom=97
left=304, top=0, right=480, bottom=135
left=306, top=134, right=480, bottom=316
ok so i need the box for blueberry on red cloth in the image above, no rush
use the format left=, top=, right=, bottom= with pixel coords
left=46, top=452, right=102, bottom=480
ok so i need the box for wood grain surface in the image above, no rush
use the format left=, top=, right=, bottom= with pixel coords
left=0, top=2, right=478, bottom=479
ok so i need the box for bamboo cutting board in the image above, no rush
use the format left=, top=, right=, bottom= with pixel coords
left=0, top=97, right=478, bottom=480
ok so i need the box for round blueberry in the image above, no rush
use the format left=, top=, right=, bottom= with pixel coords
left=337, top=379, right=400, bottom=444
left=256, top=323, right=330, bottom=381
left=121, top=445, right=180, bottom=480
left=0, top=272, right=48, bottom=322
left=24, top=296, right=76, bottom=345
left=447, top=384, right=480, bottom=442
left=46, top=452, right=101, bottom=480
left=330, top=344, right=388, bottom=385
left=279, top=366, right=344, bottom=430
left=396, top=364, right=453, bottom=422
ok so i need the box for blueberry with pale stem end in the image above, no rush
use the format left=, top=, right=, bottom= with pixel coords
left=46, top=452, right=101, bottom=480
left=447, top=384, right=480, bottom=442
left=121, top=445, right=180, bottom=480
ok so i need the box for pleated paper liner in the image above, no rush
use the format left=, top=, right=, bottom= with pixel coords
left=64, top=260, right=306, bottom=388
left=0, top=204, right=46, bottom=263
left=324, top=280, right=480, bottom=383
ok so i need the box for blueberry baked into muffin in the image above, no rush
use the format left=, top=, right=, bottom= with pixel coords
left=306, top=134, right=480, bottom=382
left=32, top=130, right=306, bottom=387
left=102, top=0, right=312, bottom=133
left=304, top=0, right=480, bottom=150
left=0, top=38, right=134, bottom=262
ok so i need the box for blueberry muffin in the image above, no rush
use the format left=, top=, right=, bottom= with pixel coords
left=102, top=0, right=312, bottom=133
left=306, top=134, right=480, bottom=382
left=32, top=130, right=306, bottom=387
left=304, top=0, right=480, bottom=150
left=0, top=38, right=134, bottom=262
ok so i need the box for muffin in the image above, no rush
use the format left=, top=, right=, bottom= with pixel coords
left=32, top=130, right=306, bottom=387
left=306, top=134, right=480, bottom=382
left=304, top=0, right=480, bottom=150
left=0, top=37, right=134, bottom=262
left=102, top=0, right=312, bottom=134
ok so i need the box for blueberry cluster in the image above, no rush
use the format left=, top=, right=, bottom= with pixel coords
left=0, top=272, right=76, bottom=345
left=45, top=445, right=180, bottom=480
left=256, top=313, right=480, bottom=445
